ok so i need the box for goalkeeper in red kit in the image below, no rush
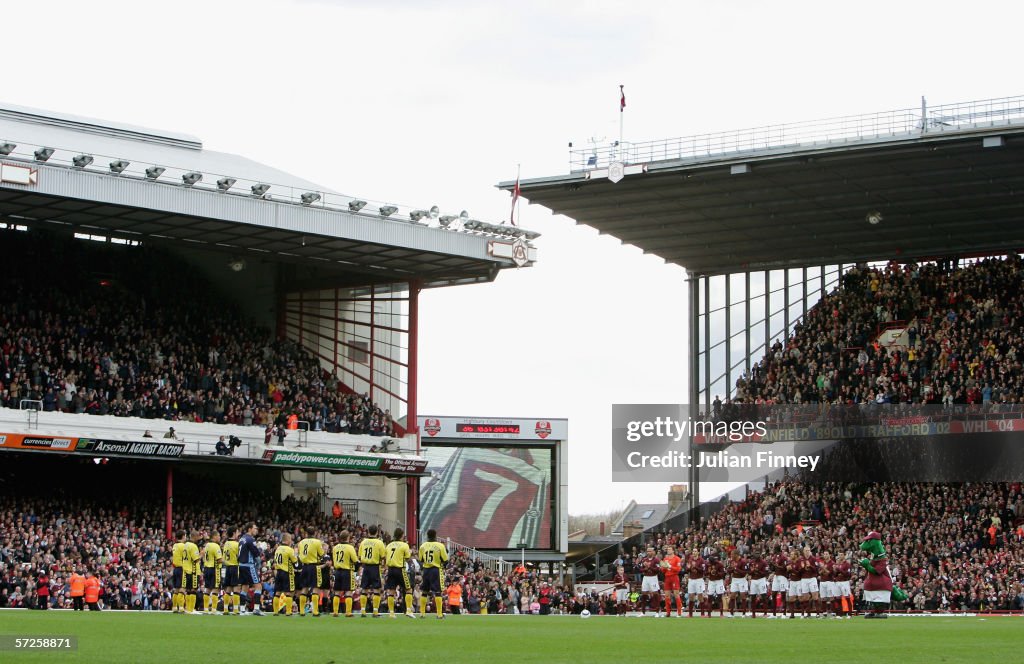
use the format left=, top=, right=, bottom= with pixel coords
left=661, top=545, right=683, bottom=617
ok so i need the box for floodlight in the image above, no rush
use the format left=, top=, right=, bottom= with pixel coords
left=459, top=210, right=469, bottom=222
left=301, top=192, right=321, bottom=206
left=378, top=205, right=398, bottom=217
left=251, top=183, right=271, bottom=197
left=72, top=154, right=94, bottom=168
left=217, top=177, right=236, bottom=191
left=109, top=160, right=130, bottom=174
left=145, top=166, right=166, bottom=180
left=34, top=147, right=55, bottom=162
left=866, top=211, right=882, bottom=225
left=439, top=215, right=457, bottom=228
left=410, top=210, right=427, bottom=221
left=0, top=142, right=15, bottom=156
left=182, top=172, right=203, bottom=186
left=429, top=205, right=439, bottom=219
left=349, top=199, right=367, bottom=212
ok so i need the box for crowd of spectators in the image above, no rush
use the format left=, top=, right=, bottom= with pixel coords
left=5, top=234, right=1023, bottom=614
left=7, top=470, right=1020, bottom=614
left=0, top=230, right=395, bottom=437
left=0, top=463, right=380, bottom=611
left=615, top=480, right=1024, bottom=612
left=638, top=255, right=1024, bottom=612
left=731, top=255, right=1024, bottom=407
left=0, top=459, right=580, bottom=614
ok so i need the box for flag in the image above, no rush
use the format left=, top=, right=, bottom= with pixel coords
left=509, top=173, right=521, bottom=226
left=620, top=84, right=626, bottom=112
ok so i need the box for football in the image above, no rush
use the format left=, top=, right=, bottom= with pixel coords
left=580, top=609, right=591, bottom=619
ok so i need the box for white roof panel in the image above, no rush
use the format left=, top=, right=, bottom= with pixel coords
left=0, top=102, right=337, bottom=194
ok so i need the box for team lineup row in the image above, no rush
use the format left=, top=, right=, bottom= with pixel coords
left=615, top=544, right=861, bottom=619
left=169, top=524, right=451, bottom=619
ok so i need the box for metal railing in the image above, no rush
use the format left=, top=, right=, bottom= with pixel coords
left=571, top=94, right=1024, bottom=171
left=19, top=399, right=41, bottom=429
left=417, top=532, right=503, bottom=573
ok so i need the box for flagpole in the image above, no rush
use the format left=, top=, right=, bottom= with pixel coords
left=515, top=163, right=521, bottom=226
left=619, top=84, right=625, bottom=161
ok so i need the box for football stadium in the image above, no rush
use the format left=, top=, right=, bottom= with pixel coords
left=3, top=92, right=1023, bottom=662
left=2, top=11, right=1024, bottom=662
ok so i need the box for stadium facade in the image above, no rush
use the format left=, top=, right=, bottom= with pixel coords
left=0, top=103, right=542, bottom=545
left=509, top=94, right=1024, bottom=514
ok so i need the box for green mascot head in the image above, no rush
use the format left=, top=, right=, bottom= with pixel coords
left=859, top=531, right=886, bottom=558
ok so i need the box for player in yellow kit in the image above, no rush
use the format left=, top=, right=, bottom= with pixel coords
left=358, top=524, right=387, bottom=617
left=331, top=530, right=358, bottom=617
left=221, top=528, right=241, bottom=615
left=272, top=533, right=299, bottom=616
left=202, top=531, right=223, bottom=613
left=383, top=527, right=416, bottom=618
left=170, top=530, right=187, bottom=614
left=182, top=531, right=202, bottom=614
left=296, top=531, right=327, bottom=616
left=418, top=529, right=449, bottom=619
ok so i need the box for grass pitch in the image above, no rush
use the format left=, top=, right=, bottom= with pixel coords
left=1, top=611, right=1020, bottom=663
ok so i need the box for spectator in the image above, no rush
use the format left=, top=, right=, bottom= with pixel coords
left=0, top=231, right=395, bottom=441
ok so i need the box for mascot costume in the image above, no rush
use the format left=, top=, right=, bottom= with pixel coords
left=858, top=531, right=907, bottom=618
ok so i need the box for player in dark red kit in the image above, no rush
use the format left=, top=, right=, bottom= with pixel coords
left=726, top=551, right=749, bottom=617
left=685, top=549, right=706, bottom=618
left=747, top=550, right=770, bottom=618
left=769, top=548, right=789, bottom=617
left=800, top=547, right=820, bottom=617
left=833, top=553, right=854, bottom=618
left=705, top=553, right=727, bottom=617
left=818, top=551, right=836, bottom=617
left=786, top=550, right=803, bottom=618
left=612, top=565, right=630, bottom=616
left=638, top=546, right=662, bottom=616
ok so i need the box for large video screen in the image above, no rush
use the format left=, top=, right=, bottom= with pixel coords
left=419, top=444, right=554, bottom=549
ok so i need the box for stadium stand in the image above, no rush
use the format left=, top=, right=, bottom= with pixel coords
left=0, top=457, right=568, bottom=614
left=625, top=480, right=1024, bottom=612
left=597, top=255, right=1024, bottom=612
left=6, top=243, right=1023, bottom=615
left=732, top=256, right=1024, bottom=406
left=0, top=230, right=396, bottom=437
left=0, top=459, right=374, bottom=611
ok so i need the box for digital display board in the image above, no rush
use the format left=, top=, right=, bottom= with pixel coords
left=455, top=423, right=521, bottom=435
left=419, top=444, right=553, bottom=549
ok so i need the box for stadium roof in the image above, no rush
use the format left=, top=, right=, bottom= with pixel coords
left=503, top=95, right=1024, bottom=276
left=0, top=103, right=536, bottom=288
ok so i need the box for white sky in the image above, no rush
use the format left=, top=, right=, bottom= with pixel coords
left=4, top=0, right=1022, bottom=515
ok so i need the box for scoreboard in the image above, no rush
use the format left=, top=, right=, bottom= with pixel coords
left=417, top=416, right=568, bottom=554
left=420, top=416, right=568, bottom=441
